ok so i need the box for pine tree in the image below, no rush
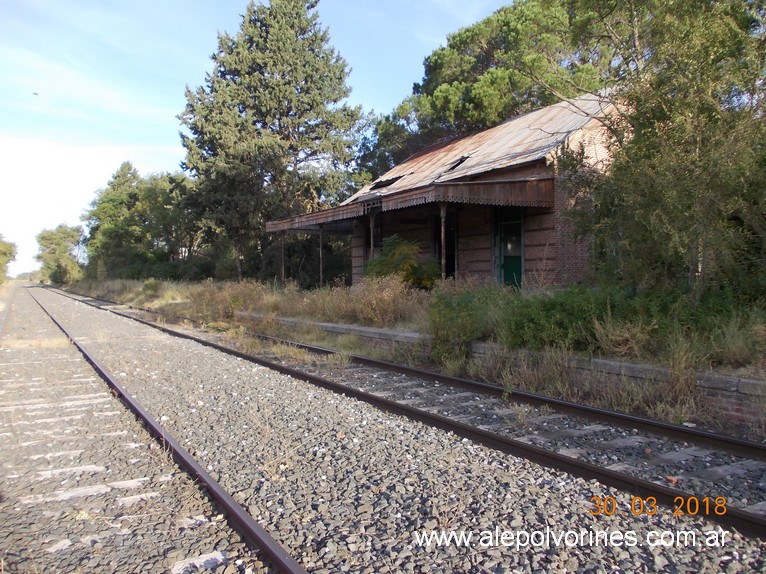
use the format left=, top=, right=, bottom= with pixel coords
left=179, top=0, right=360, bottom=279
left=361, top=0, right=605, bottom=178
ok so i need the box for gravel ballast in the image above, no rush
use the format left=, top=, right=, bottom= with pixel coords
left=32, top=287, right=766, bottom=573
left=0, top=285, right=270, bottom=573
left=238, top=345, right=766, bottom=516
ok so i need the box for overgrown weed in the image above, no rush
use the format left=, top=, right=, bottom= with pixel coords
left=269, top=342, right=311, bottom=362
left=428, top=277, right=506, bottom=366
left=493, top=347, right=714, bottom=428
left=70, top=277, right=765, bottom=385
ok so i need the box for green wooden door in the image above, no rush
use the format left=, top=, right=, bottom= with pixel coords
left=500, top=220, right=523, bottom=288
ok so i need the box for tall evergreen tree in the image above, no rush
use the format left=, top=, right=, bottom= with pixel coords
left=82, top=162, right=146, bottom=278
left=414, top=0, right=603, bottom=136
left=179, top=0, right=360, bottom=279
left=360, top=0, right=605, bottom=177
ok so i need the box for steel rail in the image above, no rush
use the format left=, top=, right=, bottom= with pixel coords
left=229, top=330, right=766, bottom=462
left=26, top=287, right=308, bottom=574
left=47, top=288, right=766, bottom=539
left=61, top=288, right=766, bottom=461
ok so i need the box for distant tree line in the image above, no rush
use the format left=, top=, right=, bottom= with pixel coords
left=36, top=0, right=764, bottom=302
left=0, top=235, right=16, bottom=283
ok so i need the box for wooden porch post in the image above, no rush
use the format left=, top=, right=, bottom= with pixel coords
left=318, top=224, right=324, bottom=287
left=439, top=202, right=447, bottom=280
left=280, top=232, right=286, bottom=285
left=368, top=211, right=378, bottom=261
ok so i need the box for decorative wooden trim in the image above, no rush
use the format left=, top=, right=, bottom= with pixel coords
left=265, top=178, right=555, bottom=233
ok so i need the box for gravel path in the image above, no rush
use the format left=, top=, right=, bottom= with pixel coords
left=32, top=286, right=766, bottom=573
left=0, top=284, right=270, bottom=573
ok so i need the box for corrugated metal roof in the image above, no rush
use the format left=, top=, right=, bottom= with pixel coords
left=342, top=92, right=612, bottom=206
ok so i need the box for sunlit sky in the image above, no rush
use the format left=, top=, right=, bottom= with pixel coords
left=1, top=0, right=509, bottom=276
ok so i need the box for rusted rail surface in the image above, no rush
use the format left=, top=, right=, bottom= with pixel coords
left=27, top=287, right=308, bottom=574
left=47, top=287, right=766, bottom=538
left=251, top=333, right=766, bottom=462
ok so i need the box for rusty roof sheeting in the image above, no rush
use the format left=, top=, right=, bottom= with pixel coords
left=342, top=93, right=612, bottom=206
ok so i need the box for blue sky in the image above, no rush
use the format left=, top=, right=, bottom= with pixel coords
left=1, top=0, right=509, bottom=276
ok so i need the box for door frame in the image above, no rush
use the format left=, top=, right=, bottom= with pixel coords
left=496, top=207, right=524, bottom=287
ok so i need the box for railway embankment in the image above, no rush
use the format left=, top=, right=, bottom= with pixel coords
left=236, top=312, right=766, bottom=430
left=23, top=285, right=766, bottom=571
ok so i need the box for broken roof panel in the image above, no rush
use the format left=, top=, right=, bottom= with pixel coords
left=342, top=92, right=612, bottom=206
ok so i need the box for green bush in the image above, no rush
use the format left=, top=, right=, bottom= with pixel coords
left=141, top=278, right=162, bottom=296
left=495, top=285, right=601, bottom=351
left=364, top=235, right=440, bottom=289
left=428, top=280, right=505, bottom=366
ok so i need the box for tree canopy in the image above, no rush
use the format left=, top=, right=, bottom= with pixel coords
left=0, top=235, right=17, bottom=283
left=36, top=224, right=83, bottom=284
left=360, top=0, right=765, bottom=301
left=68, top=0, right=763, bottom=302
left=179, top=0, right=361, bottom=279
left=359, top=0, right=606, bottom=177
left=82, top=162, right=208, bottom=280
left=564, top=0, right=766, bottom=300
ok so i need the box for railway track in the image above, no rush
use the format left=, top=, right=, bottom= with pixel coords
left=242, top=335, right=766, bottom=525
left=0, top=285, right=291, bottom=573
left=15, top=290, right=765, bottom=572
left=27, top=289, right=306, bottom=573
left=54, top=287, right=766, bottom=541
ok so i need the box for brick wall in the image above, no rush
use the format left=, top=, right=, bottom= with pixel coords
left=697, top=374, right=766, bottom=426
left=456, top=205, right=493, bottom=277
left=552, top=172, right=590, bottom=285
left=551, top=116, right=615, bottom=285
left=524, top=207, right=557, bottom=287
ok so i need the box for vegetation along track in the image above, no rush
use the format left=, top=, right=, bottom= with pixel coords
left=31, top=290, right=764, bottom=572
left=55, top=286, right=766, bottom=542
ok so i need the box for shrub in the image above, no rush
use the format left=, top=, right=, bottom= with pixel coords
left=428, top=279, right=505, bottom=367
left=495, top=285, right=600, bottom=351
left=592, top=312, right=657, bottom=359
left=708, top=310, right=766, bottom=368
left=364, top=235, right=439, bottom=289
left=142, top=278, right=162, bottom=297
left=350, top=275, right=416, bottom=326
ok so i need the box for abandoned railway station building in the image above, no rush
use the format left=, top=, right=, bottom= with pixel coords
left=266, top=93, right=613, bottom=288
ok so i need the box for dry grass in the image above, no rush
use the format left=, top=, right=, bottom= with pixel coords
left=592, top=313, right=657, bottom=359
left=220, top=325, right=264, bottom=355
left=73, top=276, right=430, bottom=331
left=709, top=311, right=766, bottom=375
left=268, top=342, right=312, bottom=362
left=322, top=351, right=352, bottom=368
left=70, top=277, right=765, bottom=375
left=469, top=347, right=718, bottom=429
left=287, top=275, right=429, bottom=329
left=69, top=277, right=765, bottom=435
